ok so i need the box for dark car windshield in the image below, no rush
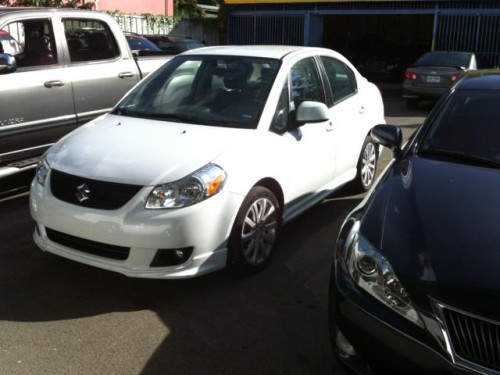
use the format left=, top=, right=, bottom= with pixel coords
left=126, top=35, right=162, bottom=52
left=174, top=40, right=205, bottom=51
left=415, top=52, right=471, bottom=68
left=419, top=89, right=500, bottom=166
left=113, top=55, right=280, bottom=129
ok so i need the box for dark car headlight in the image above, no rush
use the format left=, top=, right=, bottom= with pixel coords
left=343, top=221, right=424, bottom=328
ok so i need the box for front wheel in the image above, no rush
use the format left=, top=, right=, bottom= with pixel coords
left=352, top=136, right=378, bottom=192
left=227, top=186, right=281, bottom=274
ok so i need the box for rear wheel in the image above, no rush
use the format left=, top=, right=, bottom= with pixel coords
left=352, top=136, right=378, bottom=192
left=227, top=187, right=281, bottom=274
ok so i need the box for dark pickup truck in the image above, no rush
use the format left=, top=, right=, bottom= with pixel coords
left=0, top=8, right=173, bottom=197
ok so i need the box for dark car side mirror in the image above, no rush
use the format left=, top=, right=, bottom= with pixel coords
left=371, top=124, right=403, bottom=159
left=0, top=53, right=17, bottom=74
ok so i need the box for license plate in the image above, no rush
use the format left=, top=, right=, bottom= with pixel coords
left=426, top=75, right=441, bottom=83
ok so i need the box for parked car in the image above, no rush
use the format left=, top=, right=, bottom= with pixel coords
left=356, top=55, right=402, bottom=82
left=0, top=29, right=23, bottom=56
left=30, top=45, right=385, bottom=279
left=330, top=69, right=500, bottom=374
left=124, top=32, right=163, bottom=54
left=143, top=34, right=205, bottom=53
left=0, top=8, right=173, bottom=198
left=402, top=51, right=477, bottom=108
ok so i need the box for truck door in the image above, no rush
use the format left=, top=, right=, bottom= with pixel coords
left=61, top=18, right=141, bottom=125
left=0, top=18, right=76, bottom=172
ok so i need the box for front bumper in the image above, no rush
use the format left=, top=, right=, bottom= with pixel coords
left=331, top=262, right=476, bottom=375
left=30, top=176, right=244, bottom=279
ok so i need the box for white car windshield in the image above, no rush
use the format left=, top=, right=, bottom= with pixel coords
left=114, top=55, right=281, bottom=129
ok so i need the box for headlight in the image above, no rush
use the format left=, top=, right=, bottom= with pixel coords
left=35, top=157, right=50, bottom=186
left=145, top=163, right=226, bottom=209
left=344, top=222, right=424, bottom=327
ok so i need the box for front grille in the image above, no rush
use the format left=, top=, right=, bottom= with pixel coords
left=46, top=228, right=130, bottom=260
left=50, top=169, right=143, bottom=210
left=442, top=305, right=500, bottom=372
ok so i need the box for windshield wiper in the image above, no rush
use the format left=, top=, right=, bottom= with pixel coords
left=418, top=148, right=500, bottom=169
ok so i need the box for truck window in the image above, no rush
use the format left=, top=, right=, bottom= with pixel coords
left=63, top=19, right=119, bottom=63
left=3, top=19, right=57, bottom=68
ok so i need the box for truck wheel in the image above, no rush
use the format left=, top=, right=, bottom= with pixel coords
left=227, top=187, right=281, bottom=274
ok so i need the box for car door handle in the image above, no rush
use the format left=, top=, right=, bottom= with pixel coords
left=44, top=80, right=66, bottom=88
left=118, top=72, right=135, bottom=78
left=359, top=105, right=366, bottom=114
left=326, top=121, right=334, bottom=132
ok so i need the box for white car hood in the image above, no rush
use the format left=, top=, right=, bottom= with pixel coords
left=48, top=114, right=241, bottom=186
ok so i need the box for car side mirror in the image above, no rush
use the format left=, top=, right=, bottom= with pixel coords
left=0, top=53, right=17, bottom=74
left=296, top=101, right=329, bottom=125
left=371, top=124, right=402, bottom=158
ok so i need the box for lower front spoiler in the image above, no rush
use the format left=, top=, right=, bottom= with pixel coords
left=331, top=270, right=474, bottom=375
left=33, top=226, right=228, bottom=279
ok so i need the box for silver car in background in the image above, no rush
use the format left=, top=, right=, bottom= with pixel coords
left=402, top=51, right=477, bottom=108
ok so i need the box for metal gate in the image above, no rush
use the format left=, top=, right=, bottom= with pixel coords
left=436, top=13, right=500, bottom=68
left=228, top=14, right=304, bottom=45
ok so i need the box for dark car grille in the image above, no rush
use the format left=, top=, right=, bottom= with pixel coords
left=46, top=228, right=130, bottom=260
left=50, top=169, right=143, bottom=210
left=442, top=306, right=500, bottom=371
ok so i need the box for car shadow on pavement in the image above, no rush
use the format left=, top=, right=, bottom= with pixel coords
left=0, top=192, right=361, bottom=375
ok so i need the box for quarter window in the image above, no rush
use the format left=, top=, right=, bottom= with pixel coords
left=320, top=56, right=357, bottom=103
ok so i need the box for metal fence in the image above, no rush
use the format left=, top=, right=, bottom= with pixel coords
left=228, top=14, right=304, bottom=45
left=436, top=13, right=500, bottom=68
left=113, top=14, right=220, bottom=46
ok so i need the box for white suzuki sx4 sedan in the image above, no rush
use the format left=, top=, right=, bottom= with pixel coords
left=30, top=45, right=385, bottom=278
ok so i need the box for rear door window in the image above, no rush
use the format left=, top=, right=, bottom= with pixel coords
left=320, top=56, right=357, bottom=104
left=63, top=19, right=119, bottom=63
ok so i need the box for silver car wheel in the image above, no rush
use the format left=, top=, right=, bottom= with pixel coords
left=241, top=197, right=278, bottom=266
left=361, top=141, right=377, bottom=188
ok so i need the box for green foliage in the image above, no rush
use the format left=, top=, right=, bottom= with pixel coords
left=175, top=0, right=205, bottom=20
left=143, top=13, right=176, bottom=30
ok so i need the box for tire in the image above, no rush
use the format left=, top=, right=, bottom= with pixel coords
left=227, top=186, right=281, bottom=274
left=351, top=136, right=378, bottom=193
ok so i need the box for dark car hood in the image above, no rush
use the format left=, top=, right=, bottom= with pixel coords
left=361, top=155, right=500, bottom=313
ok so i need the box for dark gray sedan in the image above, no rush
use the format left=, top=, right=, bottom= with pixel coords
left=402, top=51, right=477, bottom=108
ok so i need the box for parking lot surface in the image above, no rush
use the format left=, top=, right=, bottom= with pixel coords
left=0, top=91, right=428, bottom=375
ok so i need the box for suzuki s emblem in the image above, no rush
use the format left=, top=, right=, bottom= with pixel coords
left=75, top=183, right=91, bottom=203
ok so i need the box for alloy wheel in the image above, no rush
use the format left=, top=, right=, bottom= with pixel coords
left=361, top=142, right=377, bottom=188
left=241, top=197, right=278, bottom=266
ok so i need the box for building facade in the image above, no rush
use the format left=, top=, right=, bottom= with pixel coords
left=94, top=0, right=174, bottom=16
left=226, top=0, right=500, bottom=69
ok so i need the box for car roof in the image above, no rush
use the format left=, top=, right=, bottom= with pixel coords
left=425, top=51, right=474, bottom=55
left=180, top=45, right=332, bottom=60
left=0, top=7, right=90, bottom=15
left=144, top=34, right=193, bottom=41
left=456, top=69, right=500, bottom=90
